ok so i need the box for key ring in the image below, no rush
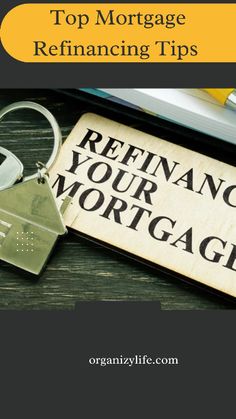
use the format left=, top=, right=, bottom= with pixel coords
left=0, top=101, right=62, bottom=181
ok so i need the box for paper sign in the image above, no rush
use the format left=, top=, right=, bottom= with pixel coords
left=50, top=113, right=236, bottom=298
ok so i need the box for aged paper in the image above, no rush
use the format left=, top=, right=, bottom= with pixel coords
left=50, top=113, right=236, bottom=298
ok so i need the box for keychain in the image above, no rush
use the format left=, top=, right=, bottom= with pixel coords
left=0, top=101, right=68, bottom=275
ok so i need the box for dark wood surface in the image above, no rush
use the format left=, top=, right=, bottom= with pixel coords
left=0, top=89, right=235, bottom=310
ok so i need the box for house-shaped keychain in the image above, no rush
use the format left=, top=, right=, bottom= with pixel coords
left=0, top=177, right=67, bottom=275
left=0, top=100, right=67, bottom=275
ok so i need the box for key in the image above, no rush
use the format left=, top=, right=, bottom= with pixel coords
left=0, top=146, right=23, bottom=191
left=0, top=101, right=68, bottom=275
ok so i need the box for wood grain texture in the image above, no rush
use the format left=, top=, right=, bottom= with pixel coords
left=0, top=89, right=235, bottom=309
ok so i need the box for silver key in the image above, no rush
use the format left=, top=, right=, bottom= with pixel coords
left=0, top=146, right=23, bottom=191
left=0, top=102, right=66, bottom=275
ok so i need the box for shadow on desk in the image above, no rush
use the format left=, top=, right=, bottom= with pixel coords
left=0, top=89, right=235, bottom=309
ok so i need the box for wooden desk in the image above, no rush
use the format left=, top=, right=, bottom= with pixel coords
left=0, top=89, right=234, bottom=309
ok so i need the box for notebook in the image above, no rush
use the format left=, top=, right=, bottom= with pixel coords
left=81, top=88, right=236, bottom=146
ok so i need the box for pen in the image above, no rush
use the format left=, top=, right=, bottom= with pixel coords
left=203, top=88, right=236, bottom=111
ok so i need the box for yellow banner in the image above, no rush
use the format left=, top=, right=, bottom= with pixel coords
left=0, top=3, right=235, bottom=63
